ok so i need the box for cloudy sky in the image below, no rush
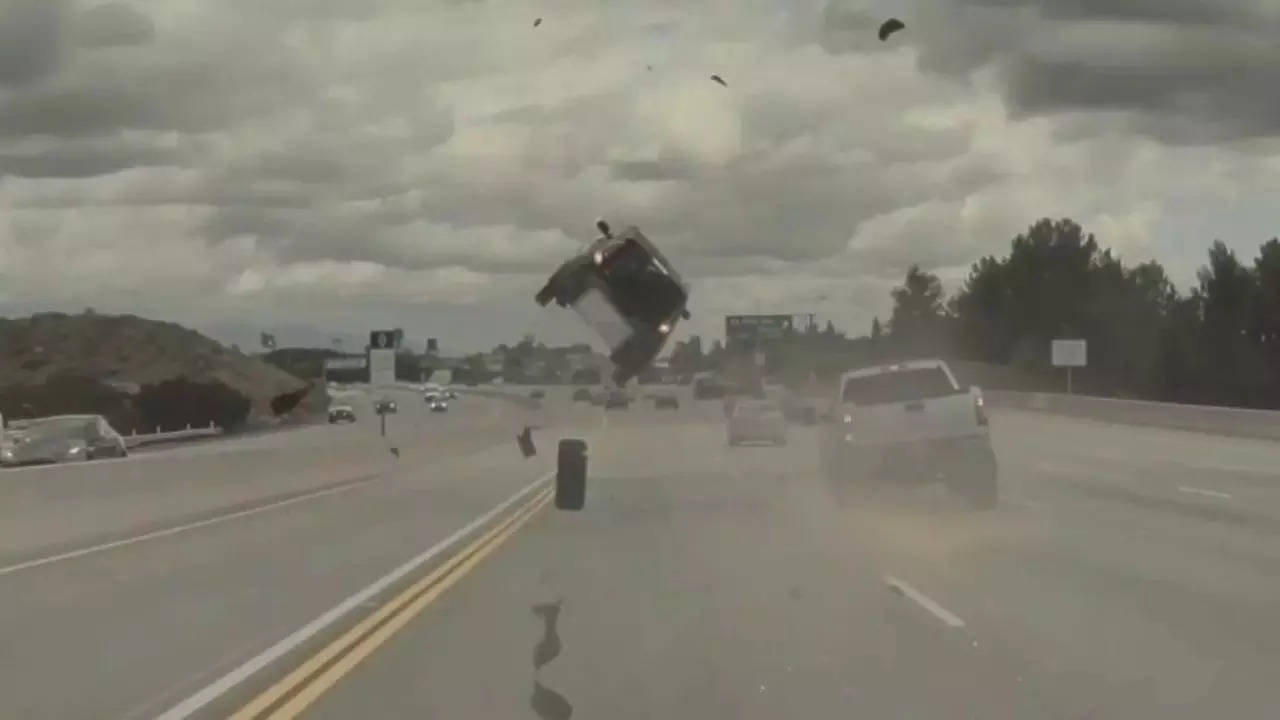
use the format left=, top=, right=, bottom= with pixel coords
left=3, top=0, right=1280, bottom=353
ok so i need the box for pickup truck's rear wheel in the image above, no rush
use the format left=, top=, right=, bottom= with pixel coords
left=951, top=447, right=998, bottom=510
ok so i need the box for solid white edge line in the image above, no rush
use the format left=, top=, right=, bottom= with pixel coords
left=1178, top=486, right=1232, bottom=500
left=884, top=575, right=966, bottom=628
left=152, top=471, right=552, bottom=720
left=0, top=478, right=381, bottom=577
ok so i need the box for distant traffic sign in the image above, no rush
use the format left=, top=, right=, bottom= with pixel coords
left=725, top=314, right=796, bottom=351
left=369, top=329, right=401, bottom=350
left=1051, top=339, right=1087, bottom=367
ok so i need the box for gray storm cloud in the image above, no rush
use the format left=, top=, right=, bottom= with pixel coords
left=2, top=0, right=1280, bottom=348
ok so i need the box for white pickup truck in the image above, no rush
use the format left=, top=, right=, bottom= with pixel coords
left=817, top=359, right=997, bottom=509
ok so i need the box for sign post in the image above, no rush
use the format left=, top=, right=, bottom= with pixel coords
left=1051, top=339, right=1087, bottom=394
left=369, top=348, right=396, bottom=386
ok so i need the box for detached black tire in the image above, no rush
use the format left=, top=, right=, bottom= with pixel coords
left=556, top=439, right=587, bottom=511
left=952, top=446, right=998, bottom=510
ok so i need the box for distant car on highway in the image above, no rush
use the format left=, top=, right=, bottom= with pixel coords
left=653, top=394, right=679, bottom=410
left=727, top=400, right=788, bottom=447
left=374, top=398, right=398, bottom=415
left=328, top=405, right=357, bottom=424
left=694, top=376, right=727, bottom=400
left=572, top=387, right=593, bottom=403
left=1, top=414, right=127, bottom=466
left=442, top=387, right=458, bottom=399
left=428, top=397, right=449, bottom=413
left=530, top=389, right=546, bottom=400
left=604, top=389, right=630, bottom=409
left=818, top=359, right=996, bottom=509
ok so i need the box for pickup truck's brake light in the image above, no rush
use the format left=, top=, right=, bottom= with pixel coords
left=974, top=394, right=988, bottom=426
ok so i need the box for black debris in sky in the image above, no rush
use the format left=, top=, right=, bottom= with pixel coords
left=534, top=17, right=542, bottom=27
left=710, top=74, right=727, bottom=87
left=878, top=18, right=905, bottom=41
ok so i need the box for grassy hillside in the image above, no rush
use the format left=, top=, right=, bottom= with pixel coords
left=0, top=312, right=324, bottom=428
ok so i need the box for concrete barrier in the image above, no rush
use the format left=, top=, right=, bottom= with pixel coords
left=985, top=390, right=1280, bottom=442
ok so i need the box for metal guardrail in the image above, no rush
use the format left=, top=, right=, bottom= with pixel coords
left=123, top=424, right=224, bottom=448
left=984, top=391, right=1280, bottom=442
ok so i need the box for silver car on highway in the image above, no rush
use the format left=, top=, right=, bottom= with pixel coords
left=727, top=400, right=788, bottom=446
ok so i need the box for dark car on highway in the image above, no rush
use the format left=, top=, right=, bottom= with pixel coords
left=536, top=221, right=690, bottom=385
left=653, top=394, right=679, bottom=410
left=694, top=376, right=728, bottom=400
left=374, top=398, right=398, bottom=415
left=328, top=405, right=357, bottom=424
left=572, top=387, right=593, bottom=403
left=604, top=389, right=630, bottom=409
left=1, top=414, right=127, bottom=466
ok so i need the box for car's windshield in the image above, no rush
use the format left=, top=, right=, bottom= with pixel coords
left=23, top=418, right=94, bottom=440
left=842, top=368, right=958, bottom=405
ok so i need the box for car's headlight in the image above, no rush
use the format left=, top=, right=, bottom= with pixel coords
left=66, top=444, right=85, bottom=456
left=592, top=250, right=604, bottom=265
left=658, top=322, right=671, bottom=334
left=843, top=414, right=852, bottom=424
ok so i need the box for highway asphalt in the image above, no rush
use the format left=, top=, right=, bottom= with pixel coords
left=0, top=387, right=1277, bottom=718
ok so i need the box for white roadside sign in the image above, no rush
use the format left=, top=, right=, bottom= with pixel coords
left=1051, top=339, right=1087, bottom=367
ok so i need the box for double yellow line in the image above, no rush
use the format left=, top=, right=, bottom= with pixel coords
left=230, top=486, right=553, bottom=719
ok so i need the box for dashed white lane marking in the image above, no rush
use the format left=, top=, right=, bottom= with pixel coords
left=1178, top=486, right=1232, bottom=500
left=1036, top=462, right=1131, bottom=482
left=885, top=576, right=966, bottom=628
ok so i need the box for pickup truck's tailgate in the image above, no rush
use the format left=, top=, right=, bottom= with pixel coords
left=841, top=392, right=980, bottom=445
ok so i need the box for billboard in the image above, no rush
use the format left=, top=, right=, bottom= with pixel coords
left=369, top=329, right=402, bottom=350
left=725, top=314, right=796, bottom=352
left=369, top=348, right=396, bottom=385
left=1051, top=339, right=1087, bottom=367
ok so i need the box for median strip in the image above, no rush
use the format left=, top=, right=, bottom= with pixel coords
left=237, top=487, right=552, bottom=719
left=154, top=471, right=551, bottom=720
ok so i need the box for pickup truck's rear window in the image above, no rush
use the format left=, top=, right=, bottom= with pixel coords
left=841, top=367, right=957, bottom=405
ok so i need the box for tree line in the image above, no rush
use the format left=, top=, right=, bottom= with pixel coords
left=673, top=218, right=1280, bottom=409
